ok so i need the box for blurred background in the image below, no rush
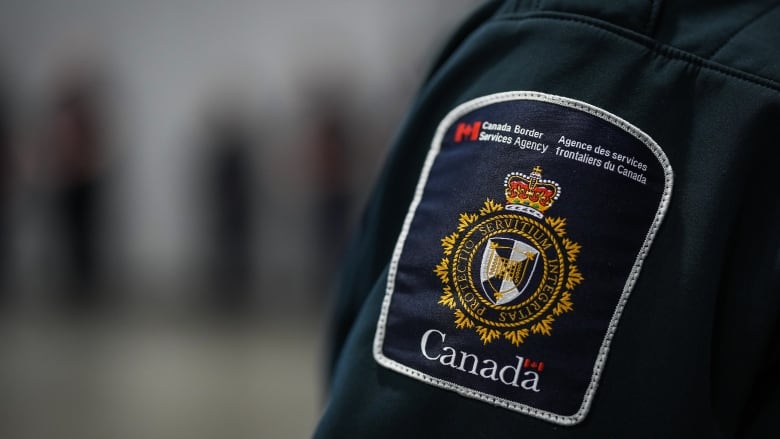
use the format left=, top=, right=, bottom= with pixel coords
left=0, top=0, right=479, bottom=437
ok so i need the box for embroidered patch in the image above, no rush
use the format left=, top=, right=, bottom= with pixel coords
left=374, top=91, right=672, bottom=425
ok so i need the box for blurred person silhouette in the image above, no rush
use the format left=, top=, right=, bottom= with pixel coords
left=306, top=94, right=353, bottom=302
left=46, top=67, right=107, bottom=308
left=0, top=71, right=10, bottom=300
left=203, top=107, right=257, bottom=315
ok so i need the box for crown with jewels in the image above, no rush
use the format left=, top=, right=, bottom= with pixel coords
left=504, top=166, right=561, bottom=215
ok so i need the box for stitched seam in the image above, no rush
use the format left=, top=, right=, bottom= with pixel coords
left=708, top=2, right=780, bottom=59
left=493, top=11, right=780, bottom=93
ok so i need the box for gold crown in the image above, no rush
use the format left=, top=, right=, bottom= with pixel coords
left=504, top=166, right=561, bottom=214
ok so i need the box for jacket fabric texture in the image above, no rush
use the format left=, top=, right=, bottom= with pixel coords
left=315, top=1, right=780, bottom=437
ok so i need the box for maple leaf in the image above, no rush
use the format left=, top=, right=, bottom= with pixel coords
left=504, top=328, right=530, bottom=346
left=545, top=216, right=567, bottom=237
left=438, top=286, right=456, bottom=309
left=457, top=213, right=478, bottom=232
left=440, top=232, right=458, bottom=256
left=476, top=325, right=501, bottom=344
left=531, top=314, right=555, bottom=336
left=553, top=291, right=574, bottom=316
left=454, top=309, right=474, bottom=329
left=567, top=264, right=584, bottom=289
left=433, top=258, right=449, bottom=283
left=563, top=238, right=582, bottom=263
left=479, top=198, right=503, bottom=216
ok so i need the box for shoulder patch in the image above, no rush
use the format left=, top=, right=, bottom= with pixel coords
left=374, top=91, right=673, bottom=425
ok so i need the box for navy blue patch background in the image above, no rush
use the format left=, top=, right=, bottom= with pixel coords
left=380, top=98, right=667, bottom=417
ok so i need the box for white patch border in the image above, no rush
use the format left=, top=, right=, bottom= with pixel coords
left=373, top=91, right=674, bottom=425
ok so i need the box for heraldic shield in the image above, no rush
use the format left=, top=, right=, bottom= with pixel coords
left=479, top=237, right=540, bottom=305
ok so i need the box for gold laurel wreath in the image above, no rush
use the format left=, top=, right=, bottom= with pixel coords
left=435, top=198, right=584, bottom=346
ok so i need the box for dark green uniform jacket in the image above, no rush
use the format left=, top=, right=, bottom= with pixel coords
left=315, top=1, right=780, bottom=437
